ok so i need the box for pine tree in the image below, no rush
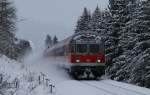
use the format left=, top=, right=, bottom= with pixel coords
left=109, top=0, right=129, bottom=37
left=45, top=34, right=52, bottom=48
left=106, top=0, right=150, bottom=87
left=0, top=0, right=31, bottom=60
left=0, top=0, right=16, bottom=58
left=14, top=39, right=31, bottom=60
left=106, top=0, right=131, bottom=80
left=101, top=9, right=113, bottom=49
left=119, top=0, right=140, bottom=51
left=53, top=36, right=58, bottom=45
left=90, top=6, right=102, bottom=33
left=75, top=7, right=91, bottom=33
left=130, top=1, right=150, bottom=34
left=126, top=1, right=150, bottom=85
left=106, top=0, right=130, bottom=58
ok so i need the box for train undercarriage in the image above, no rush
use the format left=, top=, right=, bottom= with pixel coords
left=70, top=65, right=105, bottom=80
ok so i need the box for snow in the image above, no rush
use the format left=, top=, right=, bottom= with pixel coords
left=105, top=80, right=150, bottom=95
left=1, top=49, right=150, bottom=95
left=57, top=80, right=110, bottom=95
left=57, top=80, right=150, bottom=95
left=23, top=49, right=70, bottom=84
left=0, top=55, right=54, bottom=95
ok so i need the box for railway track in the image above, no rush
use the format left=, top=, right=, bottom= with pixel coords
left=81, top=81, right=118, bottom=95
left=80, top=81, right=148, bottom=95
left=101, top=81, right=148, bottom=95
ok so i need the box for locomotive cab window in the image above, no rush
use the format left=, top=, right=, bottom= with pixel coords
left=70, top=44, right=75, bottom=53
left=76, top=44, right=87, bottom=54
left=89, top=44, right=100, bottom=54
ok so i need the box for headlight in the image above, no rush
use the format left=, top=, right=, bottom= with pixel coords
left=76, top=59, right=80, bottom=63
left=97, top=60, right=101, bottom=63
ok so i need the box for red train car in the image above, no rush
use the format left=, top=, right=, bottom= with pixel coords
left=45, top=32, right=105, bottom=79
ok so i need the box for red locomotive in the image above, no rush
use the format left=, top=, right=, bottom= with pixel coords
left=45, top=32, right=106, bottom=79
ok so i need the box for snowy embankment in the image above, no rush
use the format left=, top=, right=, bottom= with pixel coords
left=0, top=55, right=54, bottom=95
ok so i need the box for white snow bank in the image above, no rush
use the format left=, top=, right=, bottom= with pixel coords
left=0, top=55, right=55, bottom=95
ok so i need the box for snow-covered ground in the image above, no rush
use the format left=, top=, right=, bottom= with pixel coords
left=57, top=80, right=150, bottom=95
left=0, top=55, right=54, bottom=95
left=1, top=49, right=150, bottom=95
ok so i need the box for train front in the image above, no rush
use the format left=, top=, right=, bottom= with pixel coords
left=68, top=32, right=105, bottom=79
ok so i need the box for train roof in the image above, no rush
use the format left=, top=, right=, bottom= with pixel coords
left=45, top=32, right=102, bottom=52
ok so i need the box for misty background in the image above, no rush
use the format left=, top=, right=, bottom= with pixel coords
left=14, top=0, right=108, bottom=49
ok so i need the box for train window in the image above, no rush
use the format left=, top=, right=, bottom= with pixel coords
left=89, top=44, right=100, bottom=54
left=70, top=45, right=75, bottom=53
left=76, top=44, right=87, bottom=54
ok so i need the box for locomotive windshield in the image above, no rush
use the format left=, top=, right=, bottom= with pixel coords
left=89, top=44, right=100, bottom=54
left=75, top=44, right=100, bottom=54
left=76, top=44, right=88, bottom=54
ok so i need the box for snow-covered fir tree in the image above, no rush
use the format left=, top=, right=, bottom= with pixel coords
left=101, top=9, right=112, bottom=35
left=75, top=7, right=91, bottom=33
left=100, top=9, right=112, bottom=38
left=0, top=0, right=31, bottom=60
left=106, top=0, right=150, bottom=88
left=125, top=0, right=150, bottom=87
left=104, top=0, right=129, bottom=65
left=119, top=0, right=140, bottom=51
left=14, top=39, right=32, bottom=59
left=0, top=0, right=16, bottom=58
left=108, top=0, right=129, bottom=39
left=53, top=36, right=58, bottom=45
left=90, top=6, right=102, bottom=33
left=45, top=34, right=52, bottom=48
left=106, top=0, right=137, bottom=79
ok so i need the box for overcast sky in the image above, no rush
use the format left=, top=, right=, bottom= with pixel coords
left=14, top=0, right=108, bottom=48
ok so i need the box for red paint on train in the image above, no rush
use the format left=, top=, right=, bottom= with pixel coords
left=70, top=54, right=105, bottom=63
